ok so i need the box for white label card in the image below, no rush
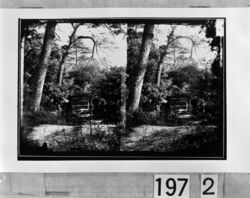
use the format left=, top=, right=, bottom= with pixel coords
left=200, top=175, right=218, bottom=198
left=154, top=175, right=190, bottom=198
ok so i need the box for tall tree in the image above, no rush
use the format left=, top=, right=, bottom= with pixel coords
left=57, top=23, right=81, bottom=85
left=127, top=24, right=155, bottom=113
left=155, top=33, right=199, bottom=86
left=203, top=19, right=224, bottom=122
left=28, top=22, right=57, bottom=112
left=20, top=22, right=29, bottom=121
left=155, top=26, right=176, bottom=86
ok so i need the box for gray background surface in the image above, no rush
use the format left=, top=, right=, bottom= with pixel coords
left=0, top=173, right=250, bottom=198
left=0, top=0, right=250, bottom=8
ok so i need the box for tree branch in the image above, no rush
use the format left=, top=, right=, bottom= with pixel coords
left=103, top=23, right=115, bottom=36
left=173, top=36, right=195, bottom=58
left=76, top=36, right=97, bottom=67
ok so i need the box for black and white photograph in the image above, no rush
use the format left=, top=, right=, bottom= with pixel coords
left=18, top=18, right=226, bottom=159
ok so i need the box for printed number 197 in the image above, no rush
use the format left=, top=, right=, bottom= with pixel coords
left=154, top=175, right=190, bottom=198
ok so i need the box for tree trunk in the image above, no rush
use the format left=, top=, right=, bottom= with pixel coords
left=57, top=59, right=65, bottom=85
left=57, top=52, right=67, bottom=86
left=127, top=24, right=154, bottom=113
left=173, top=46, right=176, bottom=67
left=120, top=70, right=127, bottom=129
left=155, top=56, right=165, bottom=86
left=20, top=35, right=25, bottom=122
left=155, top=28, right=175, bottom=86
left=75, top=48, right=78, bottom=67
left=28, top=22, right=56, bottom=112
left=57, top=24, right=80, bottom=85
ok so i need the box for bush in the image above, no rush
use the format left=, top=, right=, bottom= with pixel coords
left=126, top=108, right=159, bottom=127
left=92, top=67, right=125, bottom=123
left=140, top=83, right=170, bottom=112
left=23, top=109, right=63, bottom=126
left=41, top=83, right=70, bottom=111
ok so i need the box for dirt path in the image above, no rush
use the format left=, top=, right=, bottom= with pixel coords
left=22, top=123, right=219, bottom=154
left=120, top=125, right=218, bottom=152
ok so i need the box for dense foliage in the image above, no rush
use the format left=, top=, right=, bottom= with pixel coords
left=22, top=21, right=224, bottom=127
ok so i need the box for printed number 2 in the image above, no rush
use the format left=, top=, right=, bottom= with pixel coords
left=203, top=178, right=214, bottom=195
left=201, top=175, right=218, bottom=198
left=155, top=175, right=189, bottom=197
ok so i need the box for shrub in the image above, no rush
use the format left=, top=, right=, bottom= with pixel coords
left=126, top=108, right=159, bottom=127
left=23, top=109, right=63, bottom=126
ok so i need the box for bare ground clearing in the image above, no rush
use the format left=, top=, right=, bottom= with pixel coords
left=22, top=124, right=218, bottom=154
